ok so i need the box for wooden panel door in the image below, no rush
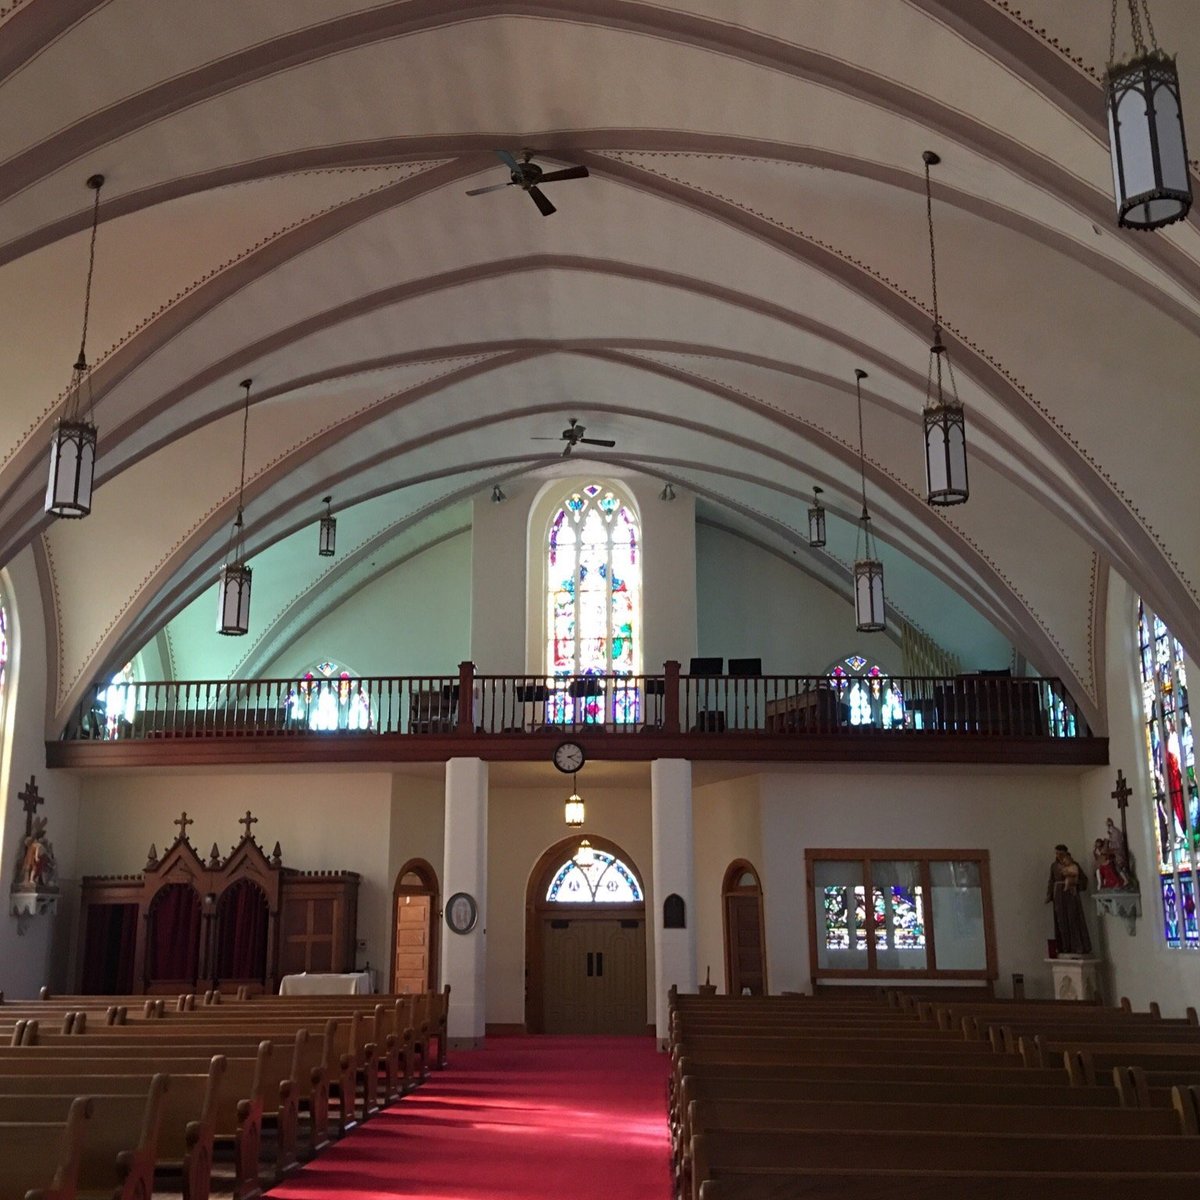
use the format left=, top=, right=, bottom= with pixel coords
left=542, top=920, right=591, bottom=1033
left=393, top=895, right=431, bottom=993
left=725, top=894, right=765, bottom=995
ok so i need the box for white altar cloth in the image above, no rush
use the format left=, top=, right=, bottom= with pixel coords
left=278, top=970, right=372, bottom=996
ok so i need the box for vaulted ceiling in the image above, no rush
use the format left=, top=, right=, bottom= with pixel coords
left=3, top=0, right=1199, bottom=732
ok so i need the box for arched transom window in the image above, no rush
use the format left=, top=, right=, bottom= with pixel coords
left=546, top=850, right=643, bottom=903
left=546, top=483, right=641, bottom=723
left=827, top=655, right=905, bottom=728
left=1136, top=601, right=1199, bottom=949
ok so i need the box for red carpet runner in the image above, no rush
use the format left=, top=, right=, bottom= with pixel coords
left=272, top=1036, right=672, bottom=1200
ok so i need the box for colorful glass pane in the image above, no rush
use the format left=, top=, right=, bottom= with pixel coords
left=545, top=484, right=642, bottom=722
left=827, top=656, right=905, bottom=728
left=1137, top=601, right=1199, bottom=949
left=288, top=662, right=372, bottom=731
left=546, top=850, right=643, bottom=903
left=823, top=887, right=850, bottom=949
left=104, top=660, right=138, bottom=738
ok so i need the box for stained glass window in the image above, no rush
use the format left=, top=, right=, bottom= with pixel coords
left=288, top=661, right=373, bottom=732
left=103, top=660, right=138, bottom=738
left=1136, top=601, right=1199, bottom=949
left=546, top=850, right=643, bottom=903
left=546, top=483, right=641, bottom=723
left=827, top=656, right=905, bottom=727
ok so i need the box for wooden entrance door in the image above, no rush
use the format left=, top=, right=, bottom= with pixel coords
left=723, top=859, right=767, bottom=995
left=391, top=859, right=438, bottom=994
left=541, top=917, right=646, bottom=1034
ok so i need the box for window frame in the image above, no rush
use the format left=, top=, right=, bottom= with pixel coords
left=805, top=847, right=997, bottom=982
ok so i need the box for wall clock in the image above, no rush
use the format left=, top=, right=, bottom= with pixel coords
left=445, top=892, right=478, bottom=934
left=553, top=741, right=585, bottom=774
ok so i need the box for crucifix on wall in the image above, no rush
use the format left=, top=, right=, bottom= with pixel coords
left=18, top=777, right=44, bottom=840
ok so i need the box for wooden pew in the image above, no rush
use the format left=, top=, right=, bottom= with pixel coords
left=0, top=1096, right=92, bottom=1200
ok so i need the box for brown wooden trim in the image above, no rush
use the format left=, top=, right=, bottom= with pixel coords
left=804, top=848, right=998, bottom=982
left=389, top=857, right=439, bottom=996
left=46, top=731, right=1109, bottom=770
left=485, top=1023, right=529, bottom=1037
left=523, top=834, right=647, bottom=1034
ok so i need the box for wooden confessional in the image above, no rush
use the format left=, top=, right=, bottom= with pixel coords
left=78, top=813, right=359, bottom=994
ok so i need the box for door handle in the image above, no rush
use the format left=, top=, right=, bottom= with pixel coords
left=586, top=951, right=594, bottom=977
left=596, top=952, right=603, bottom=977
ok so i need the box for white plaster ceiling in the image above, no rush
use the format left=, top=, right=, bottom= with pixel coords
left=3, top=0, right=1196, bottom=731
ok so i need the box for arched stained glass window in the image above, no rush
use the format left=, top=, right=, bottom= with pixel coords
left=546, top=484, right=641, bottom=723
left=103, top=660, right=137, bottom=739
left=1136, top=601, right=1199, bottom=949
left=827, top=656, right=904, bottom=728
left=546, top=850, right=643, bottom=903
left=288, top=660, right=373, bottom=732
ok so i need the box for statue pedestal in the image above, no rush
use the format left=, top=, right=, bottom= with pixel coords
left=1045, top=956, right=1102, bottom=1002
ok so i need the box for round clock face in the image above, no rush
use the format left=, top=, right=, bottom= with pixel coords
left=553, top=741, right=585, bottom=774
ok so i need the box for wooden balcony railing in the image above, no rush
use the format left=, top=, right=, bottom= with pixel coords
left=62, top=662, right=1092, bottom=743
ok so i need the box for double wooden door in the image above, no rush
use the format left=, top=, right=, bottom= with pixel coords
left=541, top=916, right=646, bottom=1034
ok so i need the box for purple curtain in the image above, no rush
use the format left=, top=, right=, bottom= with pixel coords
left=215, top=879, right=269, bottom=981
left=147, top=883, right=201, bottom=982
left=81, top=903, right=138, bottom=993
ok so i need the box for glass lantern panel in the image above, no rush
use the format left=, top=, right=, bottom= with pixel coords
left=1151, top=80, right=1189, bottom=193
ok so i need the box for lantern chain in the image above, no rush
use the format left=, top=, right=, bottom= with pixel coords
left=236, top=380, right=251, bottom=517
left=1111, top=0, right=1158, bottom=62
left=923, top=155, right=940, bottom=337
left=76, top=178, right=103, bottom=371
left=855, top=369, right=869, bottom=517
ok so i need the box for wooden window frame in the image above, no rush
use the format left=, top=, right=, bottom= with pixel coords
left=805, top=848, right=997, bottom=982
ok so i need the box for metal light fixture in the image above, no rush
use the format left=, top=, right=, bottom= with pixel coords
left=659, top=482, right=676, bottom=502
left=807, top=486, right=826, bottom=548
left=574, top=838, right=595, bottom=868
left=318, top=495, right=336, bottom=557
left=852, top=368, right=886, bottom=634
left=46, top=174, right=106, bottom=519
left=564, top=774, right=585, bottom=827
left=1107, top=0, right=1191, bottom=230
left=921, top=151, right=968, bottom=506
left=491, top=484, right=506, bottom=503
left=216, top=380, right=254, bottom=636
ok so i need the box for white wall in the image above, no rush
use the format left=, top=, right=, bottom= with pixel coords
left=1077, top=569, right=1200, bottom=1015
left=696, top=524, right=904, bottom=675
left=754, top=765, right=1086, bottom=999
left=0, top=548, right=81, bottom=999
left=262, top=532, right=472, bottom=678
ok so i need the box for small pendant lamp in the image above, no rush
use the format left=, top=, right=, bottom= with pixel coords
left=921, top=151, right=968, bottom=506
left=807, top=485, right=826, bottom=548
left=216, top=380, right=254, bottom=636
left=46, top=175, right=106, bottom=518
left=318, top=495, right=336, bottom=557
left=1106, top=0, right=1191, bottom=230
left=574, top=838, right=595, bottom=868
left=852, top=368, right=886, bottom=634
left=564, top=773, right=585, bottom=827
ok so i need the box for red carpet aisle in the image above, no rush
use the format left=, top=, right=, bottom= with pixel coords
left=271, top=1036, right=672, bottom=1200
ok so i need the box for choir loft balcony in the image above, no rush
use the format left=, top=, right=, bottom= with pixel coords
left=47, top=662, right=1107, bottom=769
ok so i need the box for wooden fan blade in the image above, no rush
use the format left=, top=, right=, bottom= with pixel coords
left=528, top=186, right=556, bottom=216
left=561, top=442, right=573, bottom=457
left=579, top=438, right=616, bottom=447
left=537, top=165, right=589, bottom=184
left=465, top=182, right=512, bottom=196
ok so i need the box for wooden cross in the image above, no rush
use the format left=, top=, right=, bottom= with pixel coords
left=18, top=777, right=43, bottom=837
left=1111, top=769, right=1133, bottom=875
left=239, top=811, right=258, bottom=840
left=174, top=811, right=193, bottom=841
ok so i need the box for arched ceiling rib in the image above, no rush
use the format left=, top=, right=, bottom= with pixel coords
left=3, top=0, right=1197, bottom=734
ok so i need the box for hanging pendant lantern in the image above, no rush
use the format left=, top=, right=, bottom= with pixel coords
left=920, top=151, right=969, bottom=506
left=318, top=495, right=336, bottom=557
left=574, top=838, right=595, bottom=867
left=807, top=485, right=826, bottom=548
left=851, top=368, right=886, bottom=633
left=46, top=175, right=106, bottom=519
left=217, top=380, right=255, bottom=636
left=1106, top=1, right=1191, bottom=230
left=564, top=784, right=585, bottom=828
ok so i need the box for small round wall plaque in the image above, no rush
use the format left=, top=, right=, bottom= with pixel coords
left=445, top=891, right=478, bottom=934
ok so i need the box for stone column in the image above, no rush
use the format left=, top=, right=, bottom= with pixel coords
left=651, top=758, right=696, bottom=1045
left=442, top=757, right=488, bottom=1045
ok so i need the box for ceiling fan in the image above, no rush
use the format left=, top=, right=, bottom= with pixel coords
left=532, top=418, right=616, bottom=458
left=465, top=149, right=589, bottom=216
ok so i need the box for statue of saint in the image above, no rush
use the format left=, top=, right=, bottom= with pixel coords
left=19, top=816, right=56, bottom=889
left=1046, top=843, right=1091, bottom=956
